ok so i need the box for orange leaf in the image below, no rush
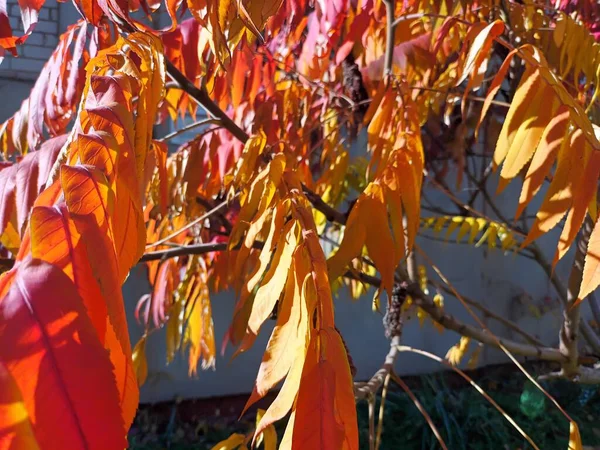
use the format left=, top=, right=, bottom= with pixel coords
left=515, top=106, right=570, bottom=219
left=497, top=83, right=558, bottom=193
left=579, top=217, right=600, bottom=300
left=185, top=276, right=216, bottom=375
left=291, top=328, right=358, bottom=450
left=60, top=165, right=132, bottom=355
left=523, top=129, right=583, bottom=247
left=476, top=48, right=518, bottom=136
left=456, top=20, right=505, bottom=87
left=30, top=204, right=107, bottom=340
left=555, top=146, right=600, bottom=263
left=0, top=361, right=40, bottom=450
left=493, top=67, right=541, bottom=169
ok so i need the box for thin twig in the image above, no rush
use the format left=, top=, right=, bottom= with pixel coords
left=431, top=281, right=545, bottom=347
left=529, top=242, right=600, bottom=354
left=145, top=194, right=239, bottom=249
left=368, top=396, right=376, bottom=450
left=344, top=270, right=567, bottom=362
left=414, top=246, right=583, bottom=429
left=158, top=118, right=220, bottom=142
left=140, top=242, right=227, bottom=262
left=382, top=0, right=395, bottom=81
left=396, top=345, right=540, bottom=450
left=390, top=372, right=449, bottom=450
left=165, top=60, right=250, bottom=144
left=140, top=240, right=264, bottom=262
left=375, top=372, right=391, bottom=450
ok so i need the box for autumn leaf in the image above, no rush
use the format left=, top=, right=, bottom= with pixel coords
left=0, top=361, right=40, bottom=450
left=0, top=259, right=127, bottom=449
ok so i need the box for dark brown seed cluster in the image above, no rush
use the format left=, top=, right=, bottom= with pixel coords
left=342, top=53, right=369, bottom=137
left=383, top=282, right=408, bottom=340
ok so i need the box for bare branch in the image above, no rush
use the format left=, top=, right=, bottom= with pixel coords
left=165, top=60, right=250, bottom=144
left=560, top=217, right=592, bottom=376
left=158, top=118, right=221, bottom=142
left=343, top=270, right=567, bottom=362
left=140, top=242, right=228, bottom=262
left=140, top=240, right=264, bottom=262
left=539, top=366, right=600, bottom=384
left=397, top=345, right=541, bottom=450
left=588, top=292, right=600, bottom=328
left=302, top=185, right=348, bottom=225
left=432, top=282, right=545, bottom=347
left=382, top=0, right=395, bottom=80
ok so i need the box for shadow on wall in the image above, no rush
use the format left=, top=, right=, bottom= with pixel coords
left=0, top=82, right=35, bottom=122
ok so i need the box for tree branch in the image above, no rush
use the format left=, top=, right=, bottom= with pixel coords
left=432, top=282, right=545, bottom=347
left=382, top=0, right=395, bottom=80
left=343, top=270, right=567, bottom=362
left=529, top=242, right=600, bottom=354
left=302, top=185, right=348, bottom=225
left=140, top=240, right=264, bottom=262
left=158, top=118, right=221, bottom=142
left=165, top=60, right=250, bottom=144
left=559, top=217, right=592, bottom=377
left=140, top=242, right=229, bottom=262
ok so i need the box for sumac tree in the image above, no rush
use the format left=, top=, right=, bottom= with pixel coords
left=0, top=0, right=599, bottom=448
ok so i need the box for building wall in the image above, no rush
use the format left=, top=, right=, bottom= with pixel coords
left=0, top=6, right=594, bottom=404
left=2, top=0, right=60, bottom=81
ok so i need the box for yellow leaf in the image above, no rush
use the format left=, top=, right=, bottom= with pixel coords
left=468, top=218, right=487, bottom=244
left=569, top=421, right=582, bottom=450
left=497, top=83, right=558, bottom=193
left=494, top=66, right=541, bottom=169
left=185, top=273, right=216, bottom=375
left=467, top=344, right=482, bottom=369
left=233, top=131, right=267, bottom=189
left=255, top=409, right=277, bottom=450
left=132, top=337, right=148, bottom=387
left=524, top=129, right=582, bottom=247
left=516, top=106, right=570, bottom=220
left=456, top=20, right=505, bottom=86
left=578, top=216, right=600, bottom=301
left=446, top=337, right=471, bottom=366
left=246, top=220, right=298, bottom=339
left=211, top=433, right=246, bottom=450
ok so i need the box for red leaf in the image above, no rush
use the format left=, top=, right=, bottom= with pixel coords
left=0, top=134, right=67, bottom=245
left=0, top=258, right=127, bottom=450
